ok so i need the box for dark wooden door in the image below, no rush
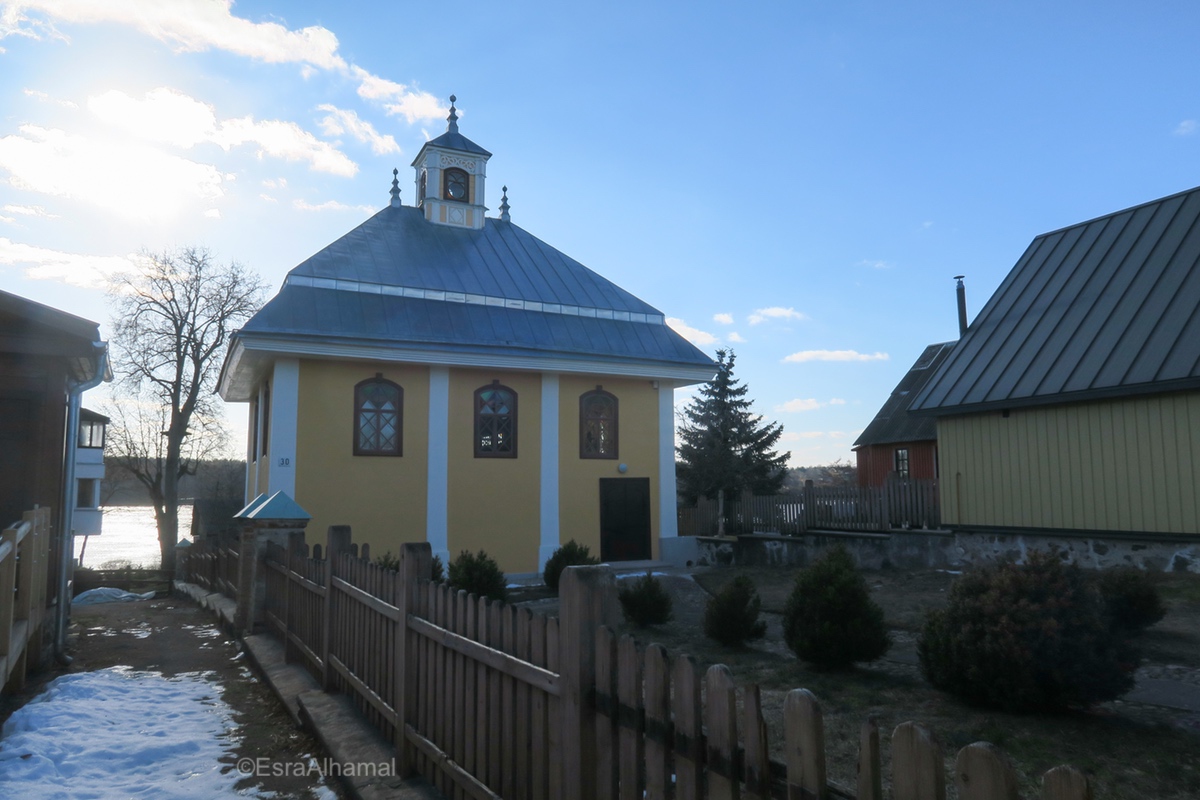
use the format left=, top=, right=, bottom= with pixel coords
left=599, top=477, right=651, bottom=562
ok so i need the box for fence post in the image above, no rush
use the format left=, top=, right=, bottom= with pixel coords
left=784, top=688, right=826, bottom=800
left=321, top=525, right=353, bottom=691
left=892, top=722, right=945, bottom=800
left=954, top=742, right=1019, bottom=800
left=1041, top=765, right=1093, bottom=800
left=396, top=542, right=431, bottom=776
left=233, top=520, right=258, bottom=636
left=803, top=480, right=814, bottom=532
left=559, top=565, right=612, bottom=800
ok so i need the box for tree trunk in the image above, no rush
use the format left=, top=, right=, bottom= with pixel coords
left=717, top=488, right=726, bottom=537
left=159, top=449, right=182, bottom=574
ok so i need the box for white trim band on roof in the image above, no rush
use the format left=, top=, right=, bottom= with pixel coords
left=285, top=274, right=666, bottom=325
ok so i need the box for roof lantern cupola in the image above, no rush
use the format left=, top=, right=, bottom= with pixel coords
left=411, top=94, right=493, bottom=230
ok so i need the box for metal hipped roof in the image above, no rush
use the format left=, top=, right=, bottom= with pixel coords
left=286, top=206, right=661, bottom=316
left=853, top=342, right=954, bottom=448
left=910, top=186, right=1200, bottom=415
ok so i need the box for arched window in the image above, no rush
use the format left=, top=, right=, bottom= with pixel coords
left=443, top=168, right=469, bottom=203
left=354, top=375, right=402, bottom=456
left=580, top=387, right=618, bottom=459
left=475, top=380, right=517, bottom=458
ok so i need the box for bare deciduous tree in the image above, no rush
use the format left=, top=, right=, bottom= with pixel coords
left=106, top=247, right=264, bottom=571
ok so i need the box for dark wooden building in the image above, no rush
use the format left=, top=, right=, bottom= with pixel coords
left=0, top=289, right=108, bottom=606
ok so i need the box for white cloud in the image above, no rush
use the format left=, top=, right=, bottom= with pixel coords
left=727, top=331, right=746, bottom=343
left=89, top=87, right=217, bottom=147
left=3, top=0, right=347, bottom=69
left=262, top=178, right=287, bottom=189
left=214, top=116, right=357, bottom=176
left=0, top=237, right=138, bottom=288
left=780, top=430, right=853, bottom=442
left=317, top=105, right=399, bottom=155
left=748, top=306, right=806, bottom=325
left=87, top=88, right=358, bottom=176
left=2, top=203, right=56, bottom=218
left=23, top=88, right=77, bottom=108
left=259, top=193, right=278, bottom=203
left=0, top=125, right=224, bottom=221
left=666, top=317, right=719, bottom=346
left=293, top=198, right=375, bottom=214
left=775, top=397, right=847, bottom=413
left=203, top=208, right=220, bottom=218
left=350, top=66, right=444, bottom=123
left=712, top=312, right=733, bottom=325
left=783, top=349, right=889, bottom=363
left=1174, top=120, right=1198, bottom=136
left=859, top=259, right=891, bottom=269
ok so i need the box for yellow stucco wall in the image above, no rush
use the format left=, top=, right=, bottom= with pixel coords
left=557, top=375, right=661, bottom=558
left=293, top=360, right=430, bottom=558
left=446, top=369, right=542, bottom=571
left=939, top=391, right=1200, bottom=534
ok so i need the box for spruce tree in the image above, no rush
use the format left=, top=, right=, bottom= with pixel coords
left=677, top=349, right=789, bottom=535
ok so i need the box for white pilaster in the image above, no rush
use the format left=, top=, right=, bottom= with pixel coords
left=538, top=373, right=560, bottom=572
left=427, top=366, right=450, bottom=565
left=658, top=382, right=678, bottom=539
left=267, top=358, right=299, bottom=497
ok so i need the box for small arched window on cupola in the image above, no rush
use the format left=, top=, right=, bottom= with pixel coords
left=475, top=380, right=517, bottom=458
left=580, top=387, right=618, bottom=459
left=354, top=375, right=403, bottom=456
left=443, top=168, right=469, bottom=203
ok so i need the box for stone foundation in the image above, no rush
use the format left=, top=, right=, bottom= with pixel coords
left=691, top=529, right=1200, bottom=573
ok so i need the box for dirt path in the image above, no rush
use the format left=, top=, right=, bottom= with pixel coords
left=1, top=597, right=344, bottom=799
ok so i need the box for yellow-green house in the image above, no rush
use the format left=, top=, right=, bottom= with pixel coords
left=217, top=101, right=716, bottom=573
left=909, top=185, right=1200, bottom=539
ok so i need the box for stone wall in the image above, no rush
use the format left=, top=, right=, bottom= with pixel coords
left=687, top=529, right=1200, bottom=573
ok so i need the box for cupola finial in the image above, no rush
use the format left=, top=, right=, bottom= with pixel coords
left=447, top=95, right=459, bottom=134
left=499, top=185, right=511, bottom=222
left=390, top=168, right=401, bottom=208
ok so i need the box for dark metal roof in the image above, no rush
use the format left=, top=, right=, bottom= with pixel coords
left=419, top=130, right=491, bottom=158
left=241, top=285, right=713, bottom=368
left=853, top=342, right=954, bottom=448
left=911, top=185, right=1200, bottom=415
left=287, top=206, right=662, bottom=316
left=222, top=205, right=715, bottom=399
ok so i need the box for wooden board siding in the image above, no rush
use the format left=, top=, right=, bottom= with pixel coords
left=856, top=441, right=938, bottom=488
left=939, top=390, right=1200, bottom=534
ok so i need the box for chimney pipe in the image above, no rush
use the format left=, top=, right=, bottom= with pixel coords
left=954, top=275, right=968, bottom=336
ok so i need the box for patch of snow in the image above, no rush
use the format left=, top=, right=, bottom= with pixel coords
left=73, top=587, right=156, bottom=605
left=0, top=666, right=245, bottom=799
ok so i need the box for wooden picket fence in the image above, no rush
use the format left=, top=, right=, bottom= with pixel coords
left=177, top=531, right=240, bottom=597
left=1, top=506, right=52, bottom=694
left=225, top=527, right=1097, bottom=800
left=679, top=479, right=941, bottom=538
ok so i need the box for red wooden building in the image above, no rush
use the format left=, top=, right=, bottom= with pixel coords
left=852, top=341, right=953, bottom=488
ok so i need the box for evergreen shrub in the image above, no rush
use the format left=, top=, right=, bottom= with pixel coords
left=918, top=550, right=1136, bottom=711
left=704, top=575, right=767, bottom=647
left=782, top=545, right=890, bottom=670
left=543, top=540, right=600, bottom=592
left=448, top=549, right=507, bottom=602
left=618, top=572, right=673, bottom=627
left=431, top=554, right=445, bottom=583
left=1095, top=566, right=1165, bottom=634
left=372, top=550, right=445, bottom=582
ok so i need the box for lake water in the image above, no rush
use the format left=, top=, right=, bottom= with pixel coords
left=73, top=505, right=194, bottom=570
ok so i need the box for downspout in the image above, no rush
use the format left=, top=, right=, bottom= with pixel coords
left=54, top=341, right=109, bottom=665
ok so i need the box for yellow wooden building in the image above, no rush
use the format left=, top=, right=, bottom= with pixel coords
left=217, top=100, right=716, bottom=573
left=910, top=186, right=1200, bottom=538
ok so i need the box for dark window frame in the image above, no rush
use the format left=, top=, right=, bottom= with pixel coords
left=354, top=374, right=403, bottom=457
left=579, top=387, right=619, bottom=459
left=474, top=379, right=517, bottom=458
left=894, top=447, right=910, bottom=479
left=443, top=167, right=469, bottom=203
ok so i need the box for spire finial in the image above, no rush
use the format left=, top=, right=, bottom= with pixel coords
left=389, top=167, right=401, bottom=208
left=499, top=185, right=511, bottom=222
left=447, top=95, right=459, bottom=134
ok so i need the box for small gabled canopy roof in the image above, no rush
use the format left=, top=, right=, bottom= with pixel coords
left=853, top=342, right=954, bottom=448
left=911, top=185, right=1200, bottom=416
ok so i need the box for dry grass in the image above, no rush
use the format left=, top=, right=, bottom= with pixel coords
left=595, top=565, right=1200, bottom=800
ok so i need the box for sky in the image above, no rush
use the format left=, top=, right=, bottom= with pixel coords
left=3, top=1, right=1200, bottom=469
